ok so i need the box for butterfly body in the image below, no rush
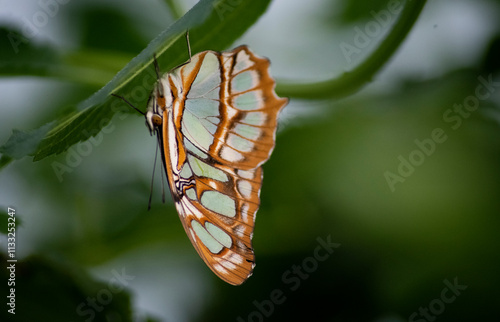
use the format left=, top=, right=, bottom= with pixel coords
left=144, top=46, right=287, bottom=285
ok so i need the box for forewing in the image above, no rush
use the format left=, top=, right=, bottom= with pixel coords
left=179, top=46, right=288, bottom=170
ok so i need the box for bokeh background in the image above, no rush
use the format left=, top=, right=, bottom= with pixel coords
left=1, top=0, right=500, bottom=321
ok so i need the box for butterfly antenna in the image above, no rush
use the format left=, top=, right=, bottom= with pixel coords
left=160, top=165, right=166, bottom=204
left=152, top=54, right=164, bottom=98
left=111, top=94, right=145, bottom=116
left=153, top=54, right=161, bottom=81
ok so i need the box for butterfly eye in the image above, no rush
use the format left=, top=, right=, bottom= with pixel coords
left=152, top=114, right=162, bottom=126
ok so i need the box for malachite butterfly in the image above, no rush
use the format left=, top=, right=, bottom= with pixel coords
left=113, top=35, right=287, bottom=285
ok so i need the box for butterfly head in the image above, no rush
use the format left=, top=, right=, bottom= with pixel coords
left=145, top=79, right=173, bottom=135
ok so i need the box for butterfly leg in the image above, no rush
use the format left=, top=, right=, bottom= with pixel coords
left=185, top=30, right=192, bottom=63
left=153, top=54, right=161, bottom=84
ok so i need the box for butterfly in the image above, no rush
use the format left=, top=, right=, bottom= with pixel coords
left=113, top=34, right=287, bottom=285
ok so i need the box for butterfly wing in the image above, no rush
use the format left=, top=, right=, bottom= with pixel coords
left=162, top=46, right=287, bottom=285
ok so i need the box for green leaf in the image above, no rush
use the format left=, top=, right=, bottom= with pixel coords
left=337, top=0, right=391, bottom=23
left=0, top=122, right=54, bottom=159
left=0, top=155, right=13, bottom=170
left=0, top=25, right=130, bottom=87
left=79, top=8, right=149, bottom=54
left=0, top=27, right=61, bottom=78
left=26, top=0, right=271, bottom=161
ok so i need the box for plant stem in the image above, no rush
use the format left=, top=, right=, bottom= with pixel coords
left=276, top=0, right=427, bottom=100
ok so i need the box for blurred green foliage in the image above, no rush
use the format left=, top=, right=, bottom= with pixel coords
left=1, top=0, right=500, bottom=321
